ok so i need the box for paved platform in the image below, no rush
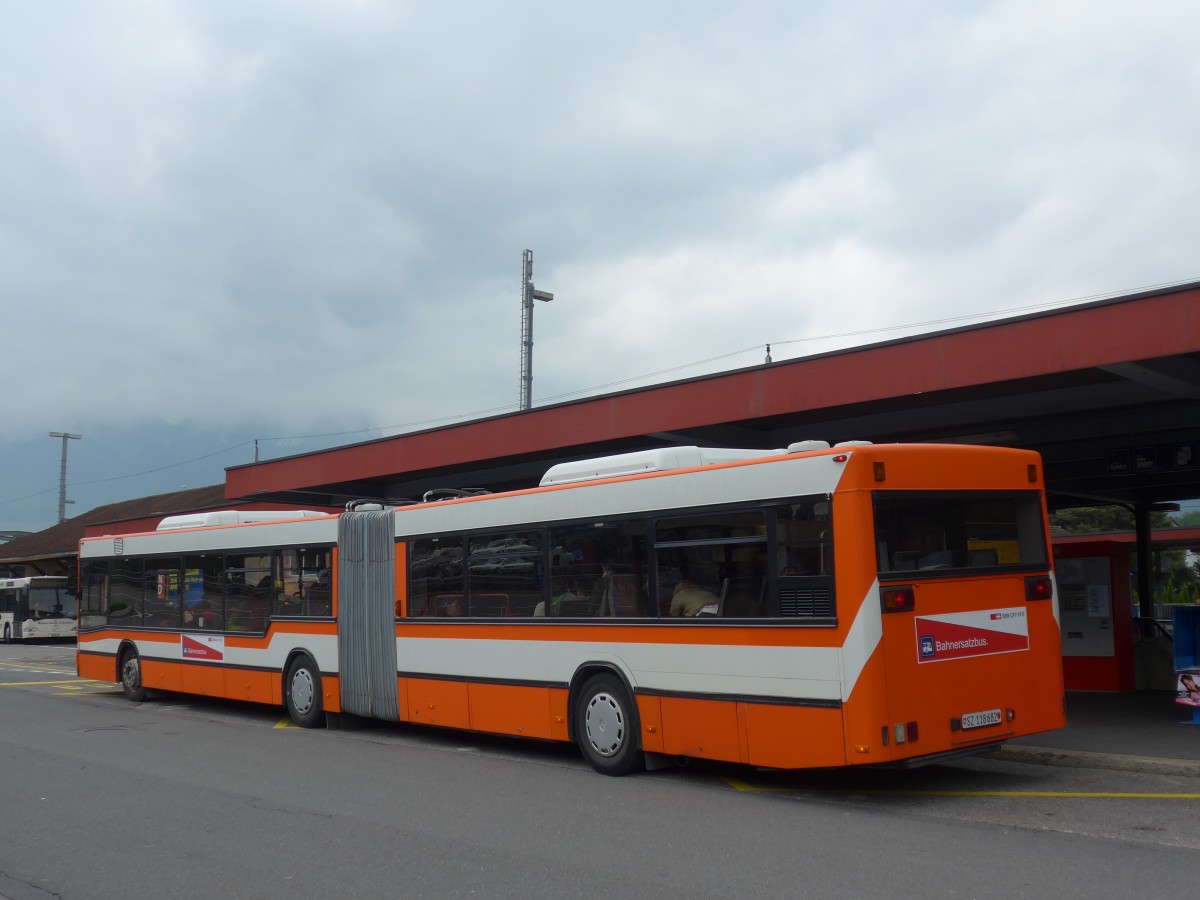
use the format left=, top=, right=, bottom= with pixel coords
left=992, top=690, right=1200, bottom=778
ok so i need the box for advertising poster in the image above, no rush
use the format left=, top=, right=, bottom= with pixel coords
left=1176, top=668, right=1200, bottom=708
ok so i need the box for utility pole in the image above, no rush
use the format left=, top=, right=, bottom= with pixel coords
left=48, top=432, right=82, bottom=524
left=519, top=249, right=554, bottom=411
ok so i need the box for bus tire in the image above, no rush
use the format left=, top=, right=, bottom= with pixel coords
left=576, top=674, right=643, bottom=776
left=120, top=649, right=147, bottom=702
left=284, top=656, right=324, bottom=728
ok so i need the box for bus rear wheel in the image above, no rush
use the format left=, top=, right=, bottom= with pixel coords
left=284, top=656, right=324, bottom=728
left=120, top=650, right=147, bottom=702
left=576, top=674, right=644, bottom=776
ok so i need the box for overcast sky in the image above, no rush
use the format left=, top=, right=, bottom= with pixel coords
left=3, top=1, right=1199, bottom=531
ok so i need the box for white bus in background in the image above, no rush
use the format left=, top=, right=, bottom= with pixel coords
left=0, top=576, right=77, bottom=642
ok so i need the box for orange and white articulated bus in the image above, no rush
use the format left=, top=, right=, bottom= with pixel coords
left=77, top=441, right=1066, bottom=775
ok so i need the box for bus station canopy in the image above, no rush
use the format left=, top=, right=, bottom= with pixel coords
left=225, top=279, right=1200, bottom=515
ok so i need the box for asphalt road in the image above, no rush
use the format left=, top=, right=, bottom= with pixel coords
left=1, top=643, right=1198, bottom=899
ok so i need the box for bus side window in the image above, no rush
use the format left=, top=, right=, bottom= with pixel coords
left=656, top=509, right=768, bottom=619
left=109, top=559, right=144, bottom=625
left=307, top=569, right=333, bottom=616
left=409, top=538, right=464, bottom=617
left=547, top=522, right=647, bottom=618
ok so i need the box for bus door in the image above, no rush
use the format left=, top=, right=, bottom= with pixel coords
left=337, top=508, right=401, bottom=720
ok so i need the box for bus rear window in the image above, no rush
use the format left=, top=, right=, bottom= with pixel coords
left=874, top=491, right=1048, bottom=576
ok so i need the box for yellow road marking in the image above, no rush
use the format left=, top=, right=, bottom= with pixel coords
left=723, top=777, right=1200, bottom=799
left=0, top=679, right=88, bottom=686
left=50, top=686, right=115, bottom=696
left=275, top=717, right=298, bottom=729
left=0, top=661, right=76, bottom=669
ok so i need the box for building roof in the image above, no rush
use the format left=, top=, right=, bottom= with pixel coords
left=0, top=485, right=228, bottom=566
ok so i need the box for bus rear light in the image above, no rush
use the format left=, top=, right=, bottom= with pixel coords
left=1006, top=708, right=1015, bottom=723
left=881, top=585, right=915, bottom=613
left=832, top=454, right=849, bottom=463
left=1027, top=464, right=1038, bottom=483
left=873, top=462, right=886, bottom=482
left=1025, top=576, right=1053, bottom=601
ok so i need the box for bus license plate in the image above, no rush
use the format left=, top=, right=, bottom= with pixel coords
left=961, top=708, right=1002, bottom=730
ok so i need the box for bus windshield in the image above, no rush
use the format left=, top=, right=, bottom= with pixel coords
left=874, top=490, right=1048, bottom=576
left=23, top=586, right=78, bottom=620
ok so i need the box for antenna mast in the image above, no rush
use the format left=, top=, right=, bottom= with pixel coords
left=48, top=431, right=82, bottom=524
left=519, top=249, right=554, bottom=411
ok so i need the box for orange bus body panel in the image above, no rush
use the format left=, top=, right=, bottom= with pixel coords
left=222, top=668, right=278, bottom=706
left=468, top=683, right=555, bottom=739
left=743, top=704, right=847, bottom=769
left=840, top=644, right=892, bottom=763
left=404, top=678, right=471, bottom=730
left=141, top=657, right=183, bottom=694
left=876, top=578, right=1064, bottom=762
left=322, top=675, right=342, bottom=714
left=659, top=697, right=743, bottom=763
left=635, top=695, right=664, bottom=754
left=548, top=688, right=571, bottom=742
left=179, top=662, right=225, bottom=698
left=78, top=652, right=115, bottom=683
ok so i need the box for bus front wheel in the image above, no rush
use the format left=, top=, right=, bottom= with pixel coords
left=576, top=674, right=644, bottom=777
left=120, top=650, right=147, bottom=702
left=284, top=656, right=324, bottom=728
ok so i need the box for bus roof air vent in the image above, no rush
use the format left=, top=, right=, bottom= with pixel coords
left=787, top=441, right=832, bottom=453
left=540, top=446, right=786, bottom=486
left=155, top=510, right=328, bottom=530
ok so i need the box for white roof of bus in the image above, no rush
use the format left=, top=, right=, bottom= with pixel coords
left=80, top=443, right=882, bottom=558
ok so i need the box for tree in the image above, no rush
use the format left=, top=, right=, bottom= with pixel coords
left=1175, top=510, right=1200, bottom=528
left=1050, top=505, right=1173, bottom=534
left=1051, top=505, right=1200, bottom=599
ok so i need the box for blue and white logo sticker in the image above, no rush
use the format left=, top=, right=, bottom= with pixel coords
left=919, top=635, right=936, bottom=659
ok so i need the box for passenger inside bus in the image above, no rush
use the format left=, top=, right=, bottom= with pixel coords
left=534, top=581, right=586, bottom=617
left=183, top=599, right=217, bottom=629
left=669, top=580, right=721, bottom=617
